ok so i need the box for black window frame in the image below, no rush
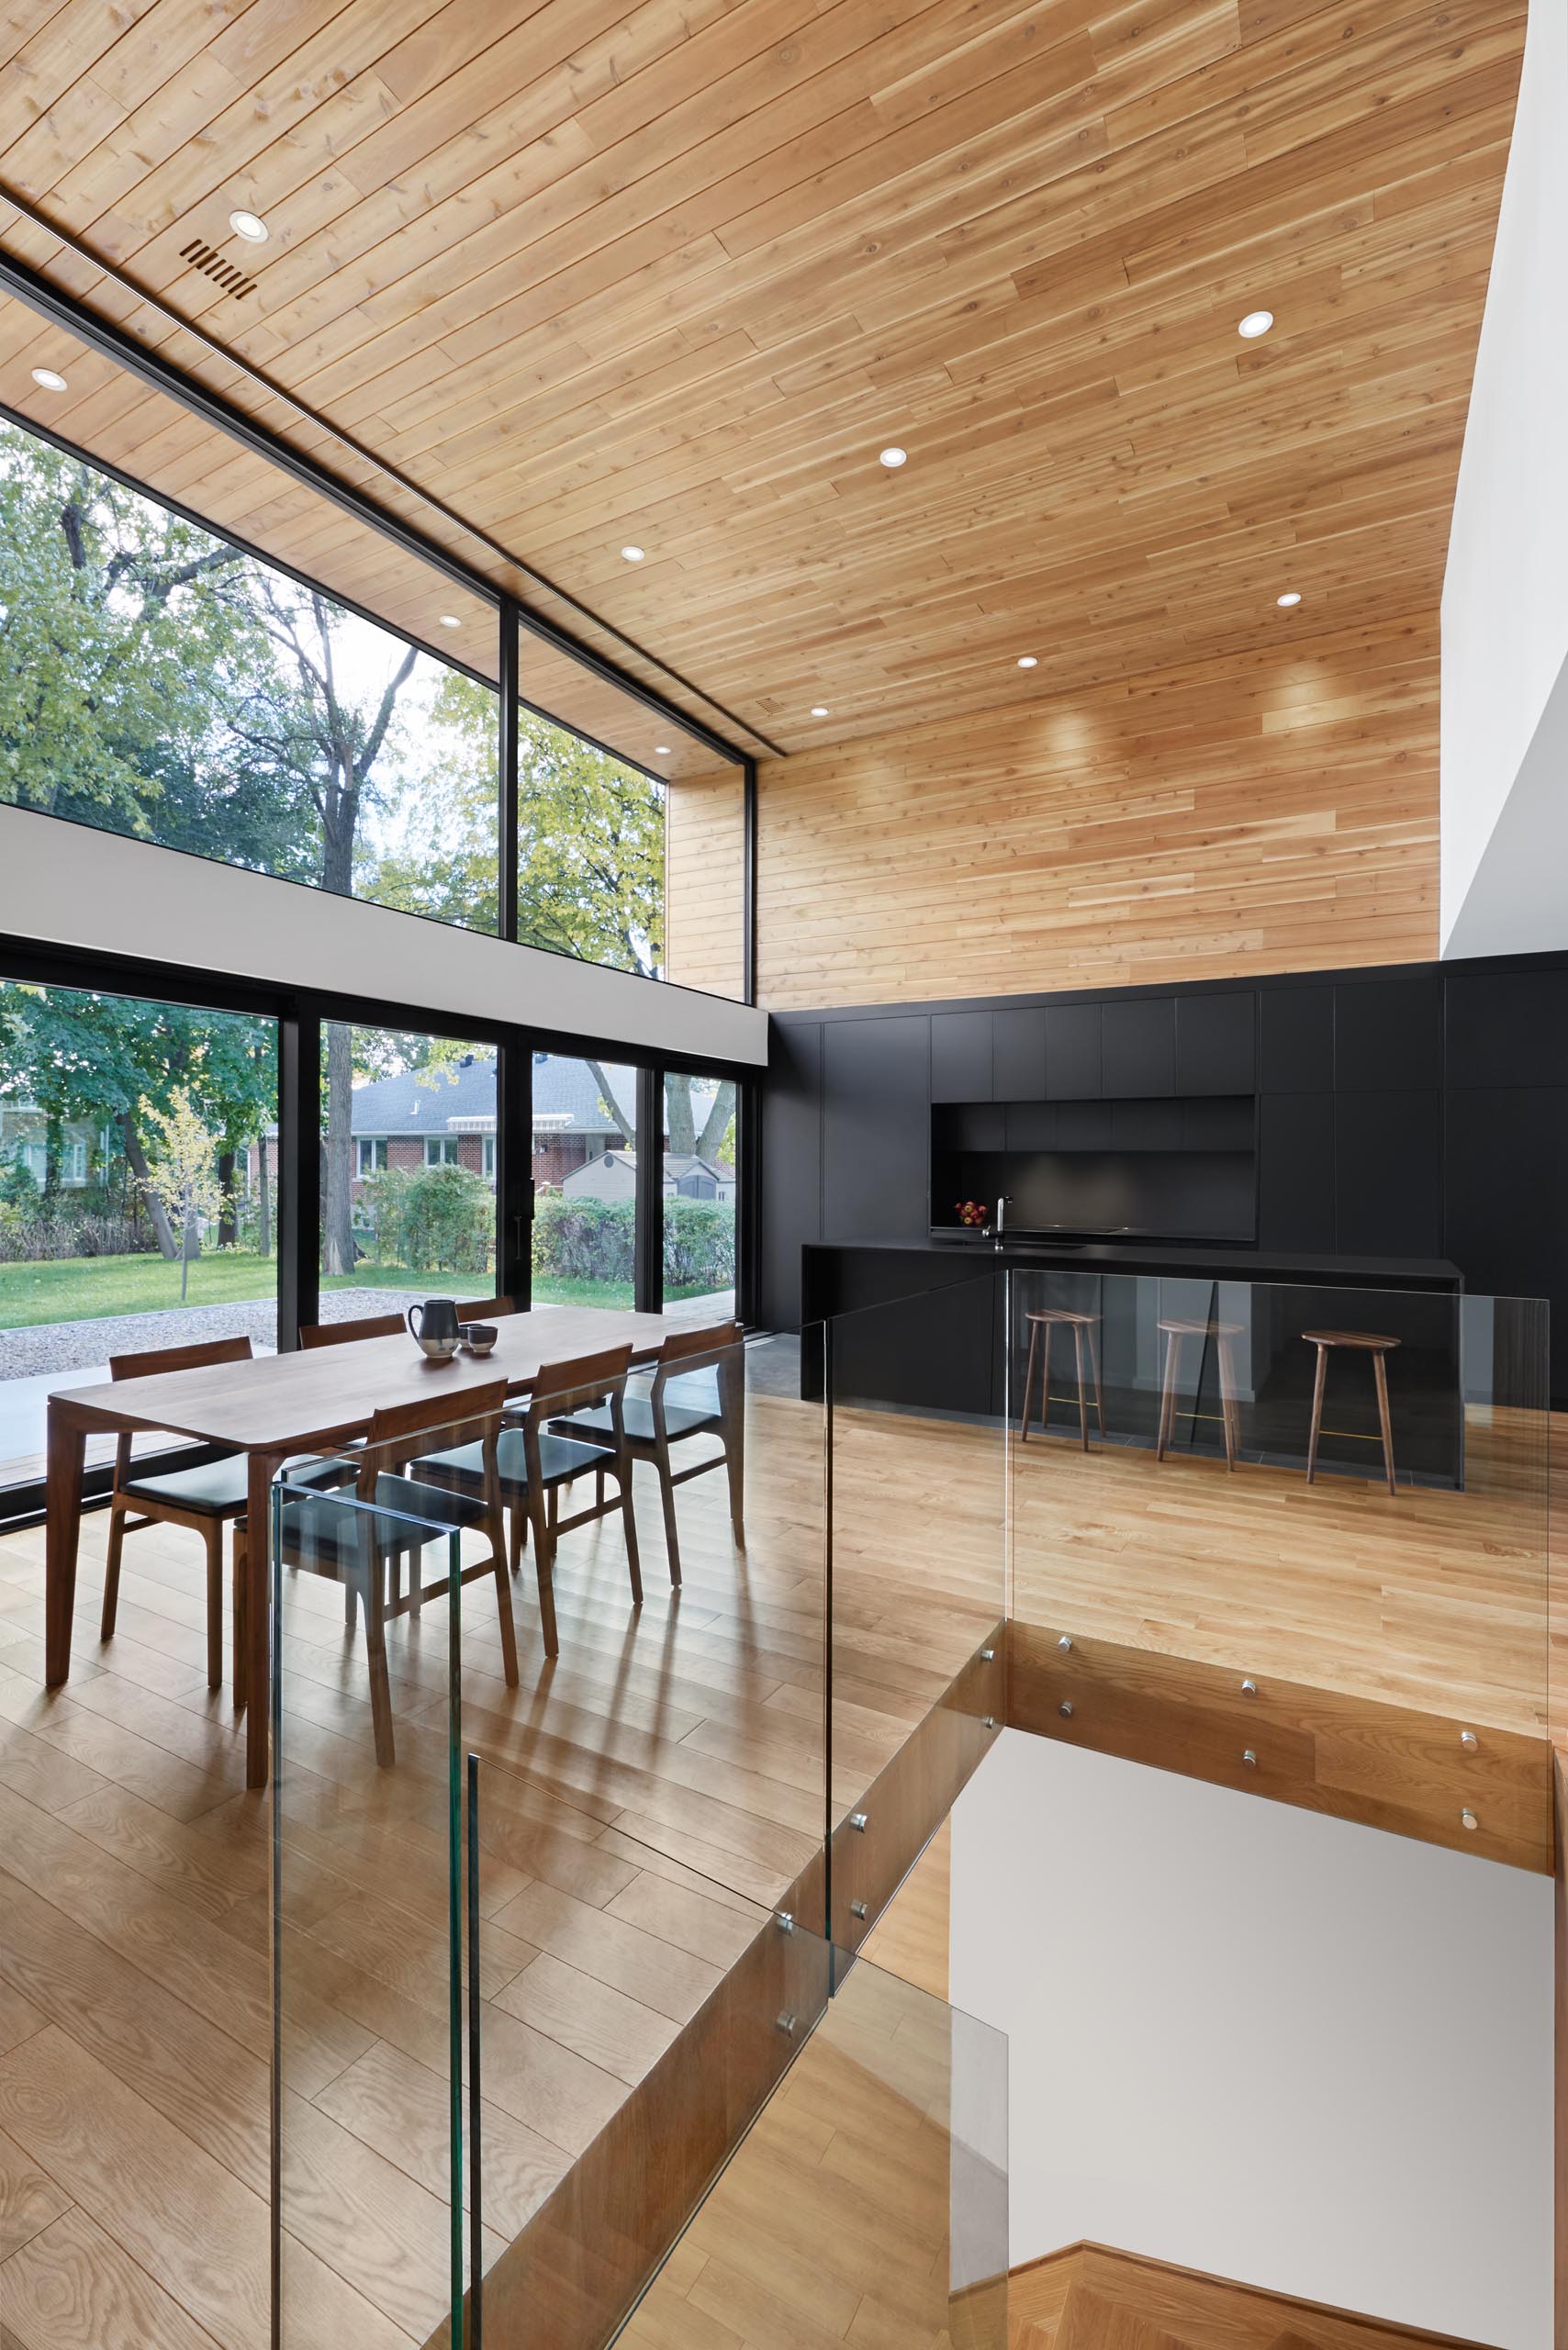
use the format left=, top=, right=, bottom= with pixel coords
left=0, top=264, right=767, bottom=1530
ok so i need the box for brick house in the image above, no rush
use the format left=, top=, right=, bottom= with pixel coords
left=248, top=1053, right=627, bottom=1200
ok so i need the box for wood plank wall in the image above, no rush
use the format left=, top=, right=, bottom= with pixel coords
left=729, top=613, right=1439, bottom=1010
left=664, top=767, right=746, bottom=1002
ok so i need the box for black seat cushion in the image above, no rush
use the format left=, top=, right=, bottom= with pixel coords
left=129, top=1449, right=356, bottom=1520
left=554, top=1394, right=721, bottom=1447
left=119, top=1455, right=251, bottom=1516
left=276, top=1472, right=489, bottom=1569
left=415, top=1427, right=606, bottom=1497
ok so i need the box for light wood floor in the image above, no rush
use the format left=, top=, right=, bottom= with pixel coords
left=0, top=1358, right=1000, bottom=2350
left=0, top=1359, right=1549, bottom=2347
left=619, top=1914, right=1005, bottom=2350
left=1013, top=1408, right=1552, bottom=1736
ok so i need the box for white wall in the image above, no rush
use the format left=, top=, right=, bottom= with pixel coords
left=949, top=1733, right=1551, bottom=2348
left=0, top=804, right=767, bottom=1067
left=1439, top=0, right=1568, bottom=954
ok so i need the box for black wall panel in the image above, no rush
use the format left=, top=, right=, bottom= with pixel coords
left=1045, top=1004, right=1102, bottom=1099
left=931, top=1011, right=992, bottom=1102
left=759, top=1021, right=822, bottom=1329
left=1176, top=991, right=1256, bottom=1095
left=1260, top=986, right=1334, bottom=1093
left=1445, top=1085, right=1568, bottom=1392
left=1101, top=998, right=1175, bottom=1097
left=823, top=1015, right=930, bottom=1242
left=767, top=952, right=1568, bottom=1398
left=1445, top=969, right=1568, bottom=1090
left=1259, top=1093, right=1336, bottom=1251
left=1335, top=976, right=1440, bottom=1093
left=993, top=1007, right=1047, bottom=1100
left=1334, top=1091, right=1441, bottom=1258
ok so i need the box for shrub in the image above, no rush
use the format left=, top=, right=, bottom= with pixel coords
left=532, top=1193, right=734, bottom=1292
left=663, top=1197, right=734, bottom=1292
left=532, top=1194, right=635, bottom=1285
left=362, top=1163, right=494, bottom=1275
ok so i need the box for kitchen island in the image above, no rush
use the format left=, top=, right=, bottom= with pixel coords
left=802, top=1236, right=1471, bottom=1483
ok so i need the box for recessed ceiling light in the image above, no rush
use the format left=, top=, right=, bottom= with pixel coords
left=879, top=446, right=907, bottom=468
left=229, top=209, right=269, bottom=244
left=29, top=367, right=66, bottom=392
left=1276, top=590, right=1302, bottom=608
left=1238, top=309, right=1274, bottom=340
left=811, top=705, right=829, bottom=717
left=437, top=613, right=461, bottom=629
left=655, top=744, right=672, bottom=755
left=1017, top=655, right=1037, bottom=669
left=621, top=544, right=645, bottom=563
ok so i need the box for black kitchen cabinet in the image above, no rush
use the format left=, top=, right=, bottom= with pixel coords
left=823, top=1015, right=930, bottom=1241
left=1445, top=1083, right=1568, bottom=1392
left=1260, top=986, right=1334, bottom=1093
left=1446, top=969, right=1568, bottom=1090
left=1260, top=1093, right=1336, bottom=1251
left=1176, top=991, right=1256, bottom=1095
left=1045, top=1003, right=1102, bottom=1099
left=1102, top=998, right=1176, bottom=1098
left=1335, top=977, right=1439, bottom=1093
left=759, top=1021, right=823, bottom=1327
left=931, top=1011, right=992, bottom=1102
left=992, top=1006, right=1047, bottom=1100
left=1335, top=1091, right=1441, bottom=1257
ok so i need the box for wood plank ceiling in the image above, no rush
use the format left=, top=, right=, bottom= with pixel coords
left=0, top=0, right=1527, bottom=756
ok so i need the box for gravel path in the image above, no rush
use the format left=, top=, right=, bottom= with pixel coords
left=0, top=1288, right=420, bottom=1378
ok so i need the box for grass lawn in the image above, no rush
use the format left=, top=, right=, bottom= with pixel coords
left=0, top=1250, right=718, bottom=1326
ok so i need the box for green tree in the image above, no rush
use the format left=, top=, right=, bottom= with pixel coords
left=0, top=983, right=275, bottom=1262
left=138, top=1086, right=224, bottom=1300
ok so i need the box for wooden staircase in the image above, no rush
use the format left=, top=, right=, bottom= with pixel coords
left=1007, top=2246, right=1504, bottom=2350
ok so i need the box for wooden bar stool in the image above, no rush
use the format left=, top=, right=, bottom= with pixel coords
left=1303, top=1329, right=1399, bottom=1494
left=1156, top=1318, right=1244, bottom=1471
left=1019, top=1309, right=1103, bottom=1449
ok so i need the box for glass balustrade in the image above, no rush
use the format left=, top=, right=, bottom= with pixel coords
left=268, top=1266, right=1549, bottom=2348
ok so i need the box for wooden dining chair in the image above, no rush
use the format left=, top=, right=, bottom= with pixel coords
left=551, top=1321, right=744, bottom=1587
left=242, top=1379, right=516, bottom=1764
left=101, top=1334, right=255, bottom=1691
left=416, top=1345, right=641, bottom=1658
left=453, top=1293, right=515, bottom=1320
left=299, top=1311, right=407, bottom=1349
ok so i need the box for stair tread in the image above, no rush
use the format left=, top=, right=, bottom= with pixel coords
left=1053, top=2284, right=1204, bottom=2350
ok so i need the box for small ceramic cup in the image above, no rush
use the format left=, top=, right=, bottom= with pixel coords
left=460, top=1323, right=498, bottom=1357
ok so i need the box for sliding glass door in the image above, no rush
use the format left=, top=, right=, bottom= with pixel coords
left=661, top=1064, right=737, bottom=1324
left=0, top=977, right=278, bottom=1491
left=317, top=1024, right=497, bottom=1322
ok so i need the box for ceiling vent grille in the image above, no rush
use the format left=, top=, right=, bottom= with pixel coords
left=179, top=239, right=258, bottom=300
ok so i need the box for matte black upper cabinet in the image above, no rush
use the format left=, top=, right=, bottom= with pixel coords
left=1044, top=1004, right=1102, bottom=1100
left=992, top=1007, right=1048, bottom=1100
left=931, top=1011, right=992, bottom=1102
left=1101, top=998, right=1176, bottom=1098
left=1176, top=991, right=1256, bottom=1095
left=1335, top=976, right=1440, bottom=1092
left=823, top=1016, right=931, bottom=1241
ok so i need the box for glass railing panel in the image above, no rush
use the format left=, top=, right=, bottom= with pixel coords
left=824, top=1275, right=1006, bottom=1946
left=1008, top=1270, right=1550, bottom=1737
left=269, top=1437, right=479, bottom=2349
left=615, top=1934, right=1009, bottom=2350
left=456, top=1802, right=816, bottom=2349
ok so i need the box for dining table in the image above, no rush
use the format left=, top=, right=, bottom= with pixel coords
left=44, top=1304, right=675, bottom=1787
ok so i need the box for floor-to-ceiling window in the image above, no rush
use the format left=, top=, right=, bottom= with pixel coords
left=317, top=1024, right=497, bottom=1318
left=0, top=977, right=278, bottom=1488
left=660, top=1065, right=738, bottom=1324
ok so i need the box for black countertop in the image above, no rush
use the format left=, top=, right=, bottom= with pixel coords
left=804, top=1233, right=1462, bottom=1298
